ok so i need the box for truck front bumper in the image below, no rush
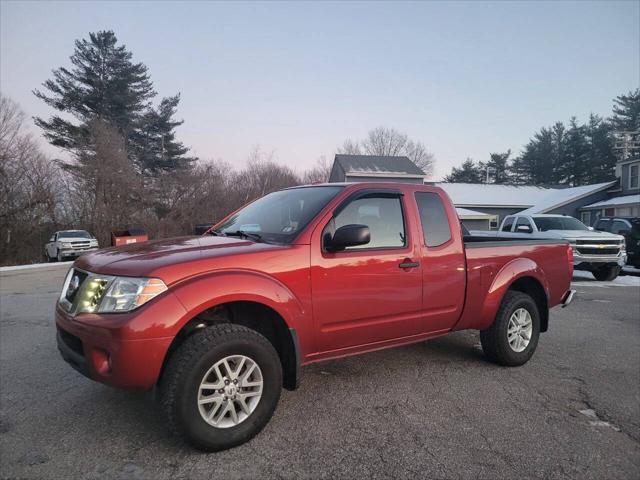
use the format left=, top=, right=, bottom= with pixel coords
left=55, top=291, right=187, bottom=390
left=572, top=251, right=626, bottom=267
left=59, top=247, right=99, bottom=258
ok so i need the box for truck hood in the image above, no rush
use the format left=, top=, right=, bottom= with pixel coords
left=540, top=230, right=624, bottom=241
left=74, top=235, right=287, bottom=283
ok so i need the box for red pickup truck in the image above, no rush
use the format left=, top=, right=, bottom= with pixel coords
left=56, top=183, right=575, bottom=451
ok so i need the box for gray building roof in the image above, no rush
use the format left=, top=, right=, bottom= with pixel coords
left=331, top=154, right=425, bottom=180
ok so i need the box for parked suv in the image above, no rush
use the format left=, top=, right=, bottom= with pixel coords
left=594, top=217, right=640, bottom=267
left=497, top=214, right=626, bottom=281
left=45, top=230, right=99, bottom=262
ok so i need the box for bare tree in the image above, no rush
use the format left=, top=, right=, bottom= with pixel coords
left=301, top=156, right=331, bottom=184
left=336, top=139, right=362, bottom=155
left=0, top=94, right=61, bottom=264
left=338, top=126, right=435, bottom=177
left=63, top=119, right=143, bottom=246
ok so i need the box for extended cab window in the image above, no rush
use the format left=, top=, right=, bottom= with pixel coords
left=333, top=196, right=406, bottom=249
left=501, top=217, right=515, bottom=232
left=415, top=192, right=452, bottom=247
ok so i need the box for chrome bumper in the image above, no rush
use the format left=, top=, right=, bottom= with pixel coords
left=561, top=289, right=576, bottom=308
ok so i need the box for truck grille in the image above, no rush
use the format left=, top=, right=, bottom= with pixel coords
left=70, top=241, right=91, bottom=249
left=576, top=247, right=619, bottom=255
left=576, top=239, right=620, bottom=246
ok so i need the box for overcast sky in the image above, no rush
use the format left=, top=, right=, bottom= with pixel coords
left=1, top=0, right=638, bottom=180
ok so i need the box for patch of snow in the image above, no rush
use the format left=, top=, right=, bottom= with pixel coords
left=0, top=261, right=73, bottom=273
left=581, top=194, right=640, bottom=209
left=572, top=270, right=640, bottom=287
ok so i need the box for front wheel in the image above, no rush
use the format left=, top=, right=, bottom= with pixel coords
left=592, top=265, right=620, bottom=281
left=159, top=324, right=282, bottom=451
left=480, top=291, right=540, bottom=366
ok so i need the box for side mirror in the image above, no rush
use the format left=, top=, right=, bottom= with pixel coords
left=587, top=226, right=594, bottom=231
left=326, top=224, right=370, bottom=252
left=516, top=225, right=532, bottom=233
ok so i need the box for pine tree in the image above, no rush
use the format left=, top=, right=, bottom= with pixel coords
left=585, top=114, right=616, bottom=183
left=482, top=150, right=511, bottom=184
left=133, top=95, right=195, bottom=174
left=443, top=158, right=483, bottom=183
left=514, top=127, right=556, bottom=185
left=610, top=89, right=640, bottom=131
left=34, top=30, right=194, bottom=173
left=34, top=31, right=155, bottom=153
left=558, top=118, right=589, bottom=186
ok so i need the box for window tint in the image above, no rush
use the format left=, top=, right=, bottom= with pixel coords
left=501, top=217, right=514, bottom=232
left=334, top=196, right=405, bottom=249
left=415, top=192, right=452, bottom=247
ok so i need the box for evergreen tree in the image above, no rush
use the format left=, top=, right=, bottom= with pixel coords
left=514, top=127, right=556, bottom=185
left=443, top=158, right=483, bottom=183
left=34, top=30, right=194, bottom=173
left=133, top=95, right=195, bottom=174
left=481, top=150, right=511, bottom=184
left=585, top=114, right=616, bottom=183
left=34, top=31, right=154, bottom=152
left=610, top=89, right=640, bottom=131
left=557, top=118, right=589, bottom=186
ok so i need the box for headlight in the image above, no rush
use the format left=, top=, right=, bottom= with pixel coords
left=62, top=242, right=72, bottom=248
left=75, top=275, right=167, bottom=314
left=90, top=240, right=99, bottom=246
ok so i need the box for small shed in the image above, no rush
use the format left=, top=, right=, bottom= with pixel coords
left=329, top=154, right=426, bottom=184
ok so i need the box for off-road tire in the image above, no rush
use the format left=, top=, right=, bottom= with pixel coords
left=480, top=290, right=540, bottom=367
left=592, top=265, right=620, bottom=282
left=159, top=324, right=282, bottom=452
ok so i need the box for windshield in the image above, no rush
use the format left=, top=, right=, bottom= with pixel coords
left=58, top=231, right=92, bottom=239
left=532, top=217, right=589, bottom=231
left=216, top=186, right=343, bottom=243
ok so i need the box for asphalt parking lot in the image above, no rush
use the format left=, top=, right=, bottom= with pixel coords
left=1, top=264, right=639, bottom=479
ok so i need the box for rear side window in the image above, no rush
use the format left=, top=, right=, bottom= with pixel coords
left=501, top=217, right=515, bottom=232
left=594, top=219, right=610, bottom=232
left=415, top=192, right=452, bottom=247
left=612, top=220, right=631, bottom=234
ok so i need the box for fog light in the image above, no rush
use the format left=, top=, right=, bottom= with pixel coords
left=91, top=348, right=111, bottom=375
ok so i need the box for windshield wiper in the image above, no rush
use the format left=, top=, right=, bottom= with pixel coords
left=207, top=228, right=225, bottom=236
left=224, top=230, right=263, bottom=242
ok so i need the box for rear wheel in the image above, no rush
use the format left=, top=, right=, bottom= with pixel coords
left=480, top=291, right=540, bottom=366
left=159, top=324, right=282, bottom=451
left=592, top=265, right=620, bottom=281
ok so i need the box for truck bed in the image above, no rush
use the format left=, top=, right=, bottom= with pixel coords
left=454, top=237, right=572, bottom=332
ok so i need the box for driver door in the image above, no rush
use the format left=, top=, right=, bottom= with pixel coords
left=310, top=190, right=423, bottom=353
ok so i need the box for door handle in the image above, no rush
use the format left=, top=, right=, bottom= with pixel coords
left=399, top=260, right=420, bottom=269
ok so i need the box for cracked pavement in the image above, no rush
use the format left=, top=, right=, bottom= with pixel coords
left=1, top=264, right=639, bottom=479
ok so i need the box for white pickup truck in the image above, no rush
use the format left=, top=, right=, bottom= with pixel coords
left=492, top=214, right=627, bottom=281
left=45, top=230, right=99, bottom=262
